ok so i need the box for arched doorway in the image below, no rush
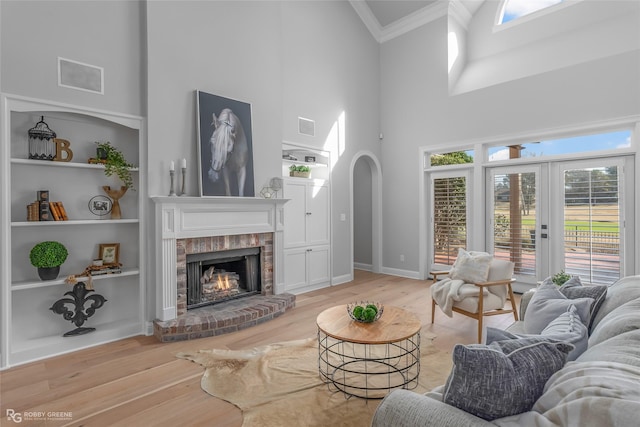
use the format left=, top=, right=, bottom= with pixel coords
left=350, top=151, right=382, bottom=274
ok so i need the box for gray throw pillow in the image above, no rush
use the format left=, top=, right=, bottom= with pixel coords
left=523, top=282, right=593, bottom=334
left=486, top=305, right=588, bottom=361
left=443, top=338, right=573, bottom=421
left=559, top=276, right=607, bottom=331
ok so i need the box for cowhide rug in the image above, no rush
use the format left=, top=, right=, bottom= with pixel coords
left=176, top=332, right=452, bottom=427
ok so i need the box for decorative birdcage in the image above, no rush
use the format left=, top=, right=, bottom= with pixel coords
left=28, top=116, right=57, bottom=160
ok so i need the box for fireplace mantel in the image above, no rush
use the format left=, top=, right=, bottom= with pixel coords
left=152, top=196, right=289, bottom=321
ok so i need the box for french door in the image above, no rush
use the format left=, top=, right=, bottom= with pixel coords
left=488, top=157, right=630, bottom=286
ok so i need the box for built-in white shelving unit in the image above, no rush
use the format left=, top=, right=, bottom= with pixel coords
left=281, top=141, right=332, bottom=294
left=0, top=94, right=147, bottom=369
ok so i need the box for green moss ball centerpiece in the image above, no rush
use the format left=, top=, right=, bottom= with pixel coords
left=347, top=301, right=384, bottom=323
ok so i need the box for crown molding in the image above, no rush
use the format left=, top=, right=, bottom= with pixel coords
left=350, top=0, right=449, bottom=44
left=349, top=0, right=383, bottom=43
left=449, top=0, right=473, bottom=31
left=380, top=1, right=449, bottom=43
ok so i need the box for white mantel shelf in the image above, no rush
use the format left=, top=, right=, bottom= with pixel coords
left=151, top=196, right=289, bottom=321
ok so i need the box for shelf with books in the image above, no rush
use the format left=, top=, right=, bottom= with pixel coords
left=1, top=93, right=147, bottom=369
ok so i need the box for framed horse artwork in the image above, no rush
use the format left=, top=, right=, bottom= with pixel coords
left=196, top=90, right=255, bottom=197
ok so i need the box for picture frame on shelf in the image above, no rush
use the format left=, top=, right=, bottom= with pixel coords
left=98, top=243, right=120, bottom=265
left=88, top=195, right=113, bottom=216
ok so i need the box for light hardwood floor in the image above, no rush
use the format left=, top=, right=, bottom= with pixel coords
left=0, top=271, right=519, bottom=427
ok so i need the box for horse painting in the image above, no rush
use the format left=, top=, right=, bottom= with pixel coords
left=207, top=108, right=249, bottom=196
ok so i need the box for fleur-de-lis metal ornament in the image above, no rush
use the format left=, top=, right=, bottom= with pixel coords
left=50, top=282, right=107, bottom=337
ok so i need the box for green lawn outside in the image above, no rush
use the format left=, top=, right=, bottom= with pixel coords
left=518, top=218, right=619, bottom=233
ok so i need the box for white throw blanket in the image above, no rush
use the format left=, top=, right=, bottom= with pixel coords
left=430, top=278, right=488, bottom=317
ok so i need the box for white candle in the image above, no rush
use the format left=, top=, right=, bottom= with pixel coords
left=182, top=158, right=187, bottom=168
left=170, top=161, right=175, bottom=171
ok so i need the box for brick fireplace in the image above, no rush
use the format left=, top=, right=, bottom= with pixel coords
left=151, top=196, right=294, bottom=342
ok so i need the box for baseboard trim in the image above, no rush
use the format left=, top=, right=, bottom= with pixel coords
left=354, top=262, right=373, bottom=272
left=332, top=273, right=353, bottom=286
left=380, top=267, right=421, bottom=280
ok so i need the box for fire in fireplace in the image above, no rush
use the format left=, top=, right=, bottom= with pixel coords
left=186, top=247, right=261, bottom=309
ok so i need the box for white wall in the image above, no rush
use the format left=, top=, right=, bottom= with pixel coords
left=280, top=1, right=381, bottom=280
left=1, top=1, right=381, bottom=323
left=0, top=0, right=143, bottom=115
left=145, top=1, right=381, bottom=297
left=380, top=5, right=640, bottom=275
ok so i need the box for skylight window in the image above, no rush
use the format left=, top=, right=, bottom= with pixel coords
left=499, top=0, right=564, bottom=24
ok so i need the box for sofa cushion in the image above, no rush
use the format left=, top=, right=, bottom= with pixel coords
left=443, top=338, right=573, bottom=421
left=529, top=361, right=640, bottom=427
left=588, top=297, right=640, bottom=347
left=578, top=329, right=640, bottom=368
left=449, top=249, right=492, bottom=283
left=590, top=275, right=640, bottom=331
left=487, top=305, right=588, bottom=361
left=523, top=282, right=593, bottom=334
left=558, top=276, right=607, bottom=331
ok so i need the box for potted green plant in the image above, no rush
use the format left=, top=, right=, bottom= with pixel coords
left=95, top=141, right=135, bottom=190
left=29, top=241, right=68, bottom=280
left=289, top=164, right=311, bottom=178
left=551, top=270, right=571, bottom=286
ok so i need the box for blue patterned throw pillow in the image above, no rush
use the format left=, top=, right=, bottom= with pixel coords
left=443, top=337, right=573, bottom=420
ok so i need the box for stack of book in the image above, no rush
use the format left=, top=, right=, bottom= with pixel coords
left=27, top=190, right=68, bottom=221
left=85, top=264, right=122, bottom=276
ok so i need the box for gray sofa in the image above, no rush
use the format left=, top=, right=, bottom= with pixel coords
left=372, top=275, right=640, bottom=427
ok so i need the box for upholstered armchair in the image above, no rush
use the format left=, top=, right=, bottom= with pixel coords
left=430, top=249, right=518, bottom=343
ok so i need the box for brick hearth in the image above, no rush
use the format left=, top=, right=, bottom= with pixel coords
left=153, top=293, right=295, bottom=342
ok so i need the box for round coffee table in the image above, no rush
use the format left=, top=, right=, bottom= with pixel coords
left=316, top=305, right=421, bottom=399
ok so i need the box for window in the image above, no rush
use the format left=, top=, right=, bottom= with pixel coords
left=432, top=174, right=468, bottom=266
left=430, top=150, right=474, bottom=167
left=488, top=130, right=632, bottom=161
left=499, top=0, right=564, bottom=25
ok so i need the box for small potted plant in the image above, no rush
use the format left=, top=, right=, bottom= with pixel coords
left=29, top=241, right=68, bottom=280
left=289, top=164, right=311, bottom=178
left=551, top=270, right=571, bottom=286
left=95, top=141, right=135, bottom=190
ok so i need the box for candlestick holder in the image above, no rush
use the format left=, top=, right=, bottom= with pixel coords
left=179, top=167, right=187, bottom=196
left=169, top=170, right=177, bottom=196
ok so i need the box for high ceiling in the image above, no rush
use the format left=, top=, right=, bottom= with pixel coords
left=365, top=0, right=438, bottom=27
left=352, top=1, right=485, bottom=43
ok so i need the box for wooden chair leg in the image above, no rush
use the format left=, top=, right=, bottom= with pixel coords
left=507, top=283, right=519, bottom=321
left=477, top=289, right=484, bottom=343
left=431, top=298, right=436, bottom=323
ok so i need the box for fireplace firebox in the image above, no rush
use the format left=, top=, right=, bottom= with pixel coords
left=186, top=247, right=261, bottom=309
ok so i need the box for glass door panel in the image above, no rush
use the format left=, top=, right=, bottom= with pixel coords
left=489, top=166, right=540, bottom=282
left=561, top=163, right=622, bottom=285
